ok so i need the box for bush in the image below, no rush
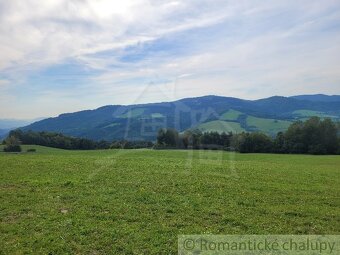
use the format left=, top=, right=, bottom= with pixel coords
left=27, top=148, right=36, bottom=152
left=4, top=144, right=22, bottom=152
left=4, top=136, right=22, bottom=152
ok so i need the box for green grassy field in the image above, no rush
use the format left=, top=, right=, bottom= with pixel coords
left=293, top=109, right=338, bottom=119
left=194, top=110, right=293, bottom=135
left=196, top=120, right=245, bottom=133
left=246, top=116, right=292, bottom=134
left=1, top=146, right=339, bottom=254
left=220, top=109, right=243, bottom=121
left=118, top=108, right=145, bottom=118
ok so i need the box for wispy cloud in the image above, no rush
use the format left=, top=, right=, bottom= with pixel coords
left=0, top=0, right=340, bottom=118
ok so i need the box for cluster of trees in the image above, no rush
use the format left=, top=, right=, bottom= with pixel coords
left=6, top=130, right=111, bottom=150
left=156, top=128, right=232, bottom=149
left=3, top=130, right=154, bottom=151
left=271, top=117, right=339, bottom=154
left=156, top=117, right=340, bottom=155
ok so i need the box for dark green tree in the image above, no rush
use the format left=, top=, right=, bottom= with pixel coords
left=235, top=133, right=273, bottom=153
left=157, top=128, right=179, bottom=147
left=273, top=132, right=286, bottom=153
left=284, top=120, right=305, bottom=153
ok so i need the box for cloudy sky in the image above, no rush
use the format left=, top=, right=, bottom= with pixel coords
left=0, top=0, right=340, bottom=119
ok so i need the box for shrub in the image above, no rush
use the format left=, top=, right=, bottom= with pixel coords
left=27, top=148, right=36, bottom=152
left=4, top=136, right=22, bottom=152
left=4, top=145, right=22, bottom=152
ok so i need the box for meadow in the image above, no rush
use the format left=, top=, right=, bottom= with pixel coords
left=0, top=145, right=339, bottom=254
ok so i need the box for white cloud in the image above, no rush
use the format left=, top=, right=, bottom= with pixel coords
left=0, top=0, right=238, bottom=71
left=0, top=0, right=340, bottom=118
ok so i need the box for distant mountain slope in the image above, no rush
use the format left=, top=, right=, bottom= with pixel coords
left=21, top=95, right=340, bottom=141
left=0, top=128, right=11, bottom=140
left=290, top=94, right=340, bottom=102
left=0, top=118, right=43, bottom=140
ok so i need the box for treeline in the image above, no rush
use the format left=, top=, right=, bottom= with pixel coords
left=156, top=117, right=340, bottom=155
left=4, top=130, right=156, bottom=151
left=3, top=117, right=340, bottom=154
left=6, top=130, right=111, bottom=150
left=5, top=130, right=156, bottom=150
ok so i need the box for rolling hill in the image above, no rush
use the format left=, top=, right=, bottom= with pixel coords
left=19, top=95, right=340, bottom=141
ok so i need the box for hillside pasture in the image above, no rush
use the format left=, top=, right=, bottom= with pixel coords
left=195, top=120, right=245, bottom=133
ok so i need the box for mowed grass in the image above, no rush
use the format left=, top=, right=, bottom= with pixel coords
left=220, top=109, right=242, bottom=121
left=293, top=109, right=338, bottom=119
left=118, top=108, right=145, bottom=118
left=196, top=120, right=245, bottom=133
left=246, top=116, right=292, bottom=134
left=0, top=146, right=340, bottom=254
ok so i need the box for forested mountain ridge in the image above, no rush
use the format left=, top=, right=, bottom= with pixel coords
left=20, top=95, right=340, bottom=141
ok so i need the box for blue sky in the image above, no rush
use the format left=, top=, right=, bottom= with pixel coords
left=0, top=0, right=340, bottom=119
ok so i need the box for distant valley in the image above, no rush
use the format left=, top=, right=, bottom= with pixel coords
left=0, top=118, right=43, bottom=139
